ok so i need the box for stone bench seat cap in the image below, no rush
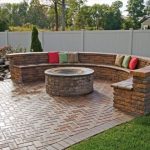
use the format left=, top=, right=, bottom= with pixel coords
left=45, top=67, right=94, bottom=77
left=111, top=78, right=133, bottom=90
left=13, top=63, right=130, bottom=73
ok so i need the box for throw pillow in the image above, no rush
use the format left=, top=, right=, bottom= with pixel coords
left=59, top=52, right=68, bottom=63
left=48, top=52, right=59, bottom=63
left=122, top=55, right=131, bottom=68
left=115, top=55, right=124, bottom=67
left=129, top=57, right=138, bottom=70
left=68, top=52, right=78, bottom=63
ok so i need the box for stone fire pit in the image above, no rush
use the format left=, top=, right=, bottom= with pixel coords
left=45, top=67, right=94, bottom=96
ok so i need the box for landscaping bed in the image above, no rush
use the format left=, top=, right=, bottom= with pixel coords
left=0, top=46, right=11, bottom=80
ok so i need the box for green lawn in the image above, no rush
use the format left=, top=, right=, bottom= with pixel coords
left=68, top=115, right=150, bottom=150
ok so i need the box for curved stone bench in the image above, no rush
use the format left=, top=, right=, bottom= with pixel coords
left=7, top=52, right=150, bottom=116
left=7, top=52, right=134, bottom=83
left=11, top=63, right=130, bottom=83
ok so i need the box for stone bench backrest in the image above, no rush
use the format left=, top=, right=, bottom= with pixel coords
left=7, top=52, right=150, bottom=69
left=7, top=52, right=48, bottom=66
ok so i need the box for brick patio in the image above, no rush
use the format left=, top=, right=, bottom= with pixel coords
left=0, top=79, right=134, bottom=150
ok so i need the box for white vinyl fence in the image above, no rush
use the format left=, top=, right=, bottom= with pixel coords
left=0, top=30, right=150, bottom=57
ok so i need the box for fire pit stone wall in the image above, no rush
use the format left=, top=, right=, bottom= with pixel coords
left=45, top=67, right=94, bottom=96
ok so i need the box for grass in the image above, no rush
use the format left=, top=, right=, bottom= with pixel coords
left=68, top=115, right=150, bottom=150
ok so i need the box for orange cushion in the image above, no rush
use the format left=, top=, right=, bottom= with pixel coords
left=48, top=52, right=59, bottom=63
left=129, top=57, right=138, bottom=70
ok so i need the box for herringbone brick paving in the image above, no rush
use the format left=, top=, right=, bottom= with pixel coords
left=0, top=79, right=134, bottom=150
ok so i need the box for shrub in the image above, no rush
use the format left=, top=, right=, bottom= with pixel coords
left=30, top=26, right=43, bottom=52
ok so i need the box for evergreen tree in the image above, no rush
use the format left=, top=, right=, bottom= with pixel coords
left=30, top=26, right=43, bottom=52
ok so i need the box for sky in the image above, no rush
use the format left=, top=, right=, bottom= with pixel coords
left=0, top=0, right=147, bottom=16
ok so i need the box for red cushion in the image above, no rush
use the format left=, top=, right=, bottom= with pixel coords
left=129, top=57, right=138, bottom=70
left=48, top=52, right=59, bottom=63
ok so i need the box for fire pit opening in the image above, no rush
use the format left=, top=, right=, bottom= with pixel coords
left=54, top=68, right=83, bottom=75
left=45, top=67, right=94, bottom=96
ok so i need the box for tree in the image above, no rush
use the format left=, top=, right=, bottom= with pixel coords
left=61, top=0, right=66, bottom=30
left=31, top=26, right=43, bottom=52
left=112, top=0, right=123, bottom=9
left=28, top=0, right=49, bottom=28
left=0, top=4, right=11, bottom=25
left=111, top=1, right=123, bottom=30
left=18, top=0, right=28, bottom=25
left=0, top=1, right=28, bottom=27
left=145, top=0, right=150, bottom=15
left=0, top=19, right=9, bottom=31
left=102, top=7, right=116, bottom=30
left=47, top=0, right=66, bottom=30
left=127, top=0, right=145, bottom=29
left=45, top=0, right=61, bottom=31
left=122, top=17, right=133, bottom=29
left=52, top=0, right=59, bottom=31
left=0, top=0, right=134, bottom=30
left=10, top=4, right=22, bottom=26
left=66, top=0, right=87, bottom=29
left=89, top=3, right=123, bottom=30
left=47, top=0, right=86, bottom=30
left=90, top=4, right=103, bottom=29
left=74, top=5, right=91, bottom=29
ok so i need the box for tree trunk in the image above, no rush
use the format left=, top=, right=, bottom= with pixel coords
left=61, top=0, right=65, bottom=31
left=54, top=1, right=59, bottom=31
